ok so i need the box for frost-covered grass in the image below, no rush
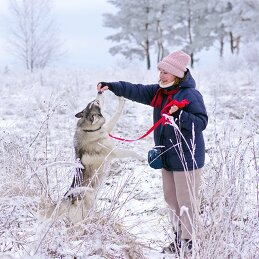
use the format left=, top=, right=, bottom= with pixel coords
left=196, top=131, right=259, bottom=258
left=0, top=63, right=258, bottom=258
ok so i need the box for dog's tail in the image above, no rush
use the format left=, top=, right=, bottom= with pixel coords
left=65, top=159, right=85, bottom=199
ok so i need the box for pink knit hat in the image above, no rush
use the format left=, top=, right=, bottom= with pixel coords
left=157, top=50, right=191, bottom=78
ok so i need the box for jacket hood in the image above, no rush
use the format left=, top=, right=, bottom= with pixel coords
left=179, top=69, right=196, bottom=89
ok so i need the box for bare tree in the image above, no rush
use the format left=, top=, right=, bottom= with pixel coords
left=7, top=0, right=63, bottom=72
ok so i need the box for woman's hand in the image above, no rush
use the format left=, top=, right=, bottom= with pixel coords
left=97, top=82, right=110, bottom=92
left=169, top=105, right=179, bottom=114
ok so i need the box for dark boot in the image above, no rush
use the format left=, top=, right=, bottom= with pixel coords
left=162, top=232, right=181, bottom=254
left=184, top=239, right=192, bottom=250
left=182, top=239, right=193, bottom=255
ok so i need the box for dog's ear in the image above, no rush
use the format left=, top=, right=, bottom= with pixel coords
left=75, top=111, right=83, bottom=118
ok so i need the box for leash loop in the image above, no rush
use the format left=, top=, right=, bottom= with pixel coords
left=109, top=99, right=189, bottom=142
left=109, top=115, right=167, bottom=142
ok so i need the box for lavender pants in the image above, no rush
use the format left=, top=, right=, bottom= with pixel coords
left=162, top=168, right=202, bottom=240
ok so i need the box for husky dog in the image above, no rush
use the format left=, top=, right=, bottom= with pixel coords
left=41, top=93, right=143, bottom=223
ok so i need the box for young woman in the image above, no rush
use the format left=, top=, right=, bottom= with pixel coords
left=97, top=50, right=208, bottom=253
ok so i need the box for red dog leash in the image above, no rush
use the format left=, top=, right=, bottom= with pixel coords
left=109, top=99, right=189, bottom=142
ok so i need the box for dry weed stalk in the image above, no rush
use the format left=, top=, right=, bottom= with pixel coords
left=195, top=130, right=259, bottom=259
left=0, top=129, right=147, bottom=258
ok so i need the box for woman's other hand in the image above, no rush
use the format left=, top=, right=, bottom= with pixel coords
left=169, top=105, right=179, bottom=114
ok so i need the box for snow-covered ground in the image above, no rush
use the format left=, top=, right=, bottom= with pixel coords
left=0, top=58, right=259, bottom=258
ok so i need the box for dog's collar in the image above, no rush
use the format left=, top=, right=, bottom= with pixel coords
left=83, top=126, right=102, bottom=132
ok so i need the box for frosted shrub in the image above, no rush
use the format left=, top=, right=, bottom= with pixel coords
left=0, top=131, right=145, bottom=258
left=194, top=128, right=259, bottom=259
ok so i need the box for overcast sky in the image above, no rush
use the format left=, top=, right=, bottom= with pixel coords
left=0, top=0, right=222, bottom=72
left=0, top=0, right=124, bottom=70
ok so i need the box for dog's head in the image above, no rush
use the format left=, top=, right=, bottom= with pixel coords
left=75, top=94, right=105, bottom=132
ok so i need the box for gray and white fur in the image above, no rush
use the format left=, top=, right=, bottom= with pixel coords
left=40, top=93, right=143, bottom=223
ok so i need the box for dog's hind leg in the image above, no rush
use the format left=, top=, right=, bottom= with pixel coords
left=38, top=198, right=72, bottom=221
left=105, top=97, right=125, bottom=133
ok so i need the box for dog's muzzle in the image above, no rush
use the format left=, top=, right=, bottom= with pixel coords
left=95, top=92, right=104, bottom=107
